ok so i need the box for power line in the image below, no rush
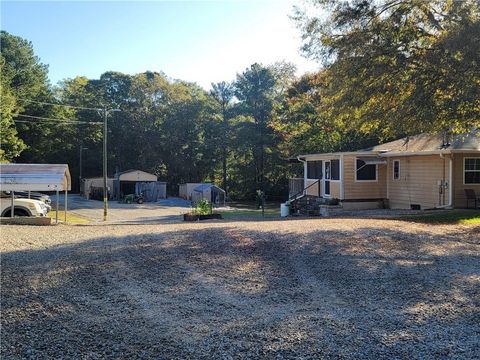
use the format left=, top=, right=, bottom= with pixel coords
left=13, top=114, right=102, bottom=124
left=13, top=119, right=102, bottom=125
left=17, top=98, right=102, bottom=112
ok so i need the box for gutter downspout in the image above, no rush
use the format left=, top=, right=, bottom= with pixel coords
left=297, top=156, right=307, bottom=190
left=340, top=154, right=344, bottom=201
left=437, top=153, right=453, bottom=209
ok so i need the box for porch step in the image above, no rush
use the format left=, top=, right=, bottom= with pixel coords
left=290, top=196, right=341, bottom=216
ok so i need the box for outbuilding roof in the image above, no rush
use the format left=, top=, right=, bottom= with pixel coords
left=115, top=170, right=157, bottom=182
left=193, top=184, right=225, bottom=193
left=0, top=163, right=71, bottom=191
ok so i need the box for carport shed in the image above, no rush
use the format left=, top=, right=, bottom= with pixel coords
left=0, top=163, right=71, bottom=223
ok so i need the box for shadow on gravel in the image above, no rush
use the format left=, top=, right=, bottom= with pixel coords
left=1, top=224, right=479, bottom=359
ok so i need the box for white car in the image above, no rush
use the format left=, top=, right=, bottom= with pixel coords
left=0, top=196, right=49, bottom=217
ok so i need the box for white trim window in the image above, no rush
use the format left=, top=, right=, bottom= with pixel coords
left=355, top=158, right=377, bottom=181
left=393, top=160, right=400, bottom=180
left=464, top=158, right=480, bottom=184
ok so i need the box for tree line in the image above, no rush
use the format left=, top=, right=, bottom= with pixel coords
left=1, top=0, right=478, bottom=200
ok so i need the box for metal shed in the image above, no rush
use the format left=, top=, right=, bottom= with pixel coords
left=191, top=184, right=226, bottom=206
left=179, top=183, right=206, bottom=200
left=81, top=177, right=114, bottom=200
left=0, top=163, right=71, bottom=223
left=113, top=170, right=163, bottom=201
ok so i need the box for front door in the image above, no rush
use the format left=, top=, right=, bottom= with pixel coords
left=324, top=161, right=331, bottom=197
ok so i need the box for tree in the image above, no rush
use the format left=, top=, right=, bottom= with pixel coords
left=210, top=81, right=234, bottom=196
left=235, top=64, right=277, bottom=193
left=0, top=31, right=50, bottom=161
left=273, top=72, right=383, bottom=158
left=293, top=0, right=480, bottom=137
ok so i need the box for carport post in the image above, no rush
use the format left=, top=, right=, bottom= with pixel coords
left=11, top=191, right=14, bottom=218
left=64, top=189, right=68, bottom=223
left=56, top=189, right=59, bottom=224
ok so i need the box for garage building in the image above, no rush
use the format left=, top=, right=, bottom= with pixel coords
left=113, top=170, right=166, bottom=202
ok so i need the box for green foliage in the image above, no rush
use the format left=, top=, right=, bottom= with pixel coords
left=293, top=0, right=480, bottom=136
left=195, top=199, right=211, bottom=215
left=0, top=31, right=50, bottom=161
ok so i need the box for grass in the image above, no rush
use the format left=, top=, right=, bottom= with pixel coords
left=219, top=201, right=281, bottom=219
left=219, top=208, right=280, bottom=219
left=48, top=211, right=90, bottom=224
left=401, top=210, right=480, bottom=225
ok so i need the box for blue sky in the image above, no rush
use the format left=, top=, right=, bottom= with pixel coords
left=1, top=1, right=319, bottom=89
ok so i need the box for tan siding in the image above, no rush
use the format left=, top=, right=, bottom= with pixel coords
left=330, top=181, right=341, bottom=198
left=343, top=155, right=387, bottom=200
left=386, top=155, right=450, bottom=209
left=453, top=153, right=480, bottom=208
left=305, top=179, right=320, bottom=196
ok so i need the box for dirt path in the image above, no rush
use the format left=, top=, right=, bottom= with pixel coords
left=1, top=219, right=479, bottom=359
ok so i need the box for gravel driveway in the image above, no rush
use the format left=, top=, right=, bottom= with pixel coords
left=1, top=219, right=479, bottom=359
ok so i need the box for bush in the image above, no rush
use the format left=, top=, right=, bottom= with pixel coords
left=195, top=199, right=211, bottom=215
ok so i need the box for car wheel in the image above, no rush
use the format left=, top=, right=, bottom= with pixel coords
left=137, top=198, right=144, bottom=204
left=3, top=208, right=30, bottom=217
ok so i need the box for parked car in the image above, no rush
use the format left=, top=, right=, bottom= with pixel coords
left=3, top=191, right=52, bottom=212
left=0, top=194, right=49, bottom=217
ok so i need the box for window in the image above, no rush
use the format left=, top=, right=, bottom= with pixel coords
left=356, top=159, right=377, bottom=181
left=464, top=158, right=480, bottom=184
left=307, top=161, right=323, bottom=179
left=331, top=160, right=340, bottom=180
left=393, top=160, right=400, bottom=180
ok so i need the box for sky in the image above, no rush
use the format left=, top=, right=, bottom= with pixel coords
left=1, top=0, right=320, bottom=89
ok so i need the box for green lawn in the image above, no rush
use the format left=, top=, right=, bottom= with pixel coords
left=401, top=210, right=480, bottom=225
left=219, top=202, right=280, bottom=219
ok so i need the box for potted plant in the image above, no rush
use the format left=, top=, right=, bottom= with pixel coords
left=183, top=199, right=222, bottom=221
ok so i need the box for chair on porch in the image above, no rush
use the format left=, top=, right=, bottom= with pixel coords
left=464, top=189, right=480, bottom=209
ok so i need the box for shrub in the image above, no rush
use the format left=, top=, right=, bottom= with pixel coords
left=195, top=199, right=211, bottom=215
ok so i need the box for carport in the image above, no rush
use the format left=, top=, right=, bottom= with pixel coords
left=0, top=164, right=71, bottom=223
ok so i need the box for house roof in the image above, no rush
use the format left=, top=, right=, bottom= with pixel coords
left=361, top=130, right=480, bottom=153
left=299, top=130, right=479, bottom=159
left=0, top=163, right=71, bottom=191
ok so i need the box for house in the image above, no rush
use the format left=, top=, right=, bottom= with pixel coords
left=290, top=130, right=480, bottom=210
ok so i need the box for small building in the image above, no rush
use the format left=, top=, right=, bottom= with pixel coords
left=289, top=130, right=480, bottom=210
left=113, top=170, right=166, bottom=202
left=81, top=177, right=114, bottom=200
left=135, top=181, right=167, bottom=202
left=191, top=184, right=226, bottom=206
left=179, top=183, right=206, bottom=200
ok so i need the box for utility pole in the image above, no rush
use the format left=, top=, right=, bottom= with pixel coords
left=79, top=142, right=88, bottom=193
left=102, top=107, right=120, bottom=221
left=103, top=107, right=108, bottom=221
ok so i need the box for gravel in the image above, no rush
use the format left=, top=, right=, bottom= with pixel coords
left=1, top=218, right=479, bottom=359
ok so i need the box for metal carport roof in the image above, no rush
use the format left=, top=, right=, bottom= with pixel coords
left=0, top=164, right=71, bottom=192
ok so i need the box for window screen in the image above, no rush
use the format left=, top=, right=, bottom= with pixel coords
left=356, top=159, right=376, bottom=181
left=393, top=160, right=400, bottom=180
left=307, top=161, right=323, bottom=179
left=465, top=158, right=480, bottom=184
left=331, top=160, right=340, bottom=180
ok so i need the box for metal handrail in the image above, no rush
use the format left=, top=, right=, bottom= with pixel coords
left=288, top=179, right=320, bottom=202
